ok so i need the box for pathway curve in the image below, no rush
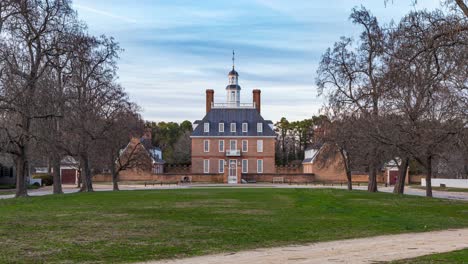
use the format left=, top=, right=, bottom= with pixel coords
left=142, top=228, right=468, bottom=264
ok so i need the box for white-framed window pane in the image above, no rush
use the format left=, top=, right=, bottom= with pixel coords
left=219, top=123, right=224, bottom=132
left=204, top=160, right=210, bottom=173
left=204, top=123, right=209, bottom=132
left=257, top=140, right=263, bottom=152
left=204, top=140, right=210, bottom=152
left=242, top=159, right=248, bottom=173
left=219, top=160, right=225, bottom=173
left=230, top=123, right=236, bottom=132
left=257, top=160, right=263, bottom=173
left=242, top=123, right=248, bottom=132
left=242, top=140, right=248, bottom=152
left=230, top=140, right=236, bottom=150
left=257, top=123, right=263, bottom=132
left=219, top=140, right=224, bottom=152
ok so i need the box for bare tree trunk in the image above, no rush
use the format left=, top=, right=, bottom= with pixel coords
left=346, top=170, right=353, bottom=191
left=15, top=154, right=28, bottom=197
left=112, top=171, right=119, bottom=191
left=52, top=154, right=63, bottom=194
left=16, top=115, right=30, bottom=198
left=368, top=163, right=378, bottom=192
left=393, top=157, right=409, bottom=194
left=111, top=153, right=119, bottom=191
left=426, top=155, right=433, bottom=197
left=340, top=150, right=352, bottom=191
left=80, top=154, right=93, bottom=192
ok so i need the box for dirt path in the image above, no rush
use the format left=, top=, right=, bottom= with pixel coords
left=143, top=228, right=468, bottom=264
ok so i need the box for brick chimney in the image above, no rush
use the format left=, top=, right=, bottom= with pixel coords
left=206, top=89, right=214, bottom=113
left=253, top=89, right=261, bottom=113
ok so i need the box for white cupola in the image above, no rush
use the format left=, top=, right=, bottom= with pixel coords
left=226, top=50, right=241, bottom=107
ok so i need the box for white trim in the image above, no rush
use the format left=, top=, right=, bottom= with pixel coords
left=228, top=159, right=237, bottom=184
left=242, top=140, right=248, bottom=152
left=219, top=140, right=225, bottom=152
left=230, top=123, right=236, bottom=132
left=204, top=123, right=210, bottom=132
left=219, top=159, right=225, bottom=173
left=257, top=159, right=263, bottom=173
left=242, top=123, right=248, bottom=132
left=204, top=140, right=210, bottom=152
left=257, top=123, right=263, bottom=132
left=229, top=139, right=237, bottom=151
left=242, top=159, right=248, bottom=173
left=203, top=159, right=210, bottom=174
left=218, top=123, right=224, bottom=133
left=257, top=140, right=263, bottom=153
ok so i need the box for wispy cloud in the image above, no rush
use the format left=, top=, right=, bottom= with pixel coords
left=75, top=0, right=442, bottom=123
left=74, top=4, right=138, bottom=24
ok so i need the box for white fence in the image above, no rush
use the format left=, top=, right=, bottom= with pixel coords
left=421, top=178, right=468, bottom=188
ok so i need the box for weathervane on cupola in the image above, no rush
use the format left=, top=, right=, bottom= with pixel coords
left=226, top=50, right=241, bottom=107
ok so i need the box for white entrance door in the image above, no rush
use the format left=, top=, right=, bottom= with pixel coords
left=228, top=160, right=237, bottom=184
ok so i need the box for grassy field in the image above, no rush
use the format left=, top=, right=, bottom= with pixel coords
left=1, top=188, right=468, bottom=263
left=389, top=248, right=468, bottom=263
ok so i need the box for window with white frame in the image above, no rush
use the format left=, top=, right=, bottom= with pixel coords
left=204, top=122, right=209, bottom=132
left=242, top=140, right=248, bottom=152
left=204, top=140, right=210, bottom=152
left=219, top=159, right=225, bottom=173
left=230, top=140, right=237, bottom=150
left=257, top=140, right=263, bottom=152
left=257, top=159, right=263, bottom=173
left=219, top=123, right=224, bottom=133
left=242, top=159, right=248, bottom=173
left=257, top=123, right=263, bottom=133
left=219, top=140, right=224, bottom=152
left=230, top=122, right=236, bottom=132
left=242, top=123, right=248, bottom=132
left=204, top=159, right=210, bottom=173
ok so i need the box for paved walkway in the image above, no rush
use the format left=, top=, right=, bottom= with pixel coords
left=1, top=184, right=468, bottom=201
left=142, top=228, right=468, bottom=264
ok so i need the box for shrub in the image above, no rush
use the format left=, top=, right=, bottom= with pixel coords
left=28, top=183, right=40, bottom=189
left=32, top=174, right=53, bottom=186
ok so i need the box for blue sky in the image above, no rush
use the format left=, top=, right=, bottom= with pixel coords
left=73, top=0, right=440, bottom=123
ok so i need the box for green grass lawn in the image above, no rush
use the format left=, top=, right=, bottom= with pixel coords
left=1, top=188, right=468, bottom=263
left=389, top=248, right=468, bottom=263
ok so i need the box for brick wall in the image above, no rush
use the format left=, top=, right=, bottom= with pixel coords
left=191, top=137, right=276, bottom=174
left=94, top=173, right=224, bottom=183
left=276, top=165, right=302, bottom=174
left=165, top=165, right=191, bottom=174
left=242, top=173, right=315, bottom=183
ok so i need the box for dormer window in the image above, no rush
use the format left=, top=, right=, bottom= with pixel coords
left=242, top=123, right=248, bottom=132
left=257, top=123, right=263, bottom=133
left=204, top=123, right=210, bottom=132
left=230, top=123, right=236, bottom=132
left=219, top=123, right=224, bottom=133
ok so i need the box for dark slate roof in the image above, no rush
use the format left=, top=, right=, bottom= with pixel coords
left=229, top=69, right=239, bottom=76
left=191, top=108, right=276, bottom=137
left=226, top=84, right=241, bottom=90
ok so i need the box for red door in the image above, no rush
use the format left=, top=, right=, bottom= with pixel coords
left=389, top=170, right=399, bottom=185
left=61, top=169, right=76, bottom=184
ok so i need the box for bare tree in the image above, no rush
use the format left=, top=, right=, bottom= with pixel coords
left=316, top=6, right=387, bottom=192
left=381, top=10, right=468, bottom=197
left=0, top=0, right=74, bottom=197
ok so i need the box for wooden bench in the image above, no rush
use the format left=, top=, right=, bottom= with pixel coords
left=272, top=177, right=284, bottom=184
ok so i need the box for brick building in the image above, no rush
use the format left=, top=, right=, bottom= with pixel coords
left=191, top=55, right=276, bottom=183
